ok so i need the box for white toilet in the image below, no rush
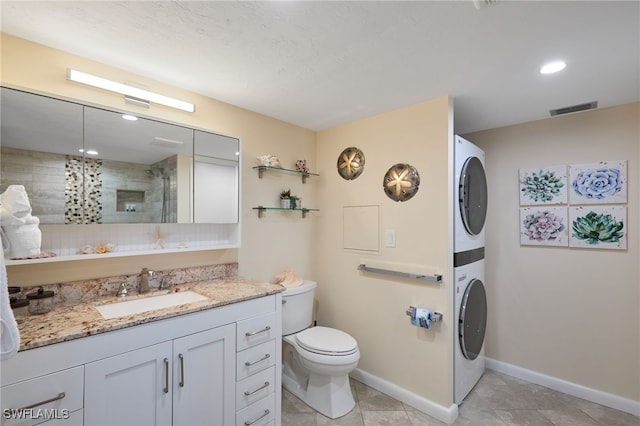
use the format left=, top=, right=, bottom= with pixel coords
left=281, top=280, right=360, bottom=419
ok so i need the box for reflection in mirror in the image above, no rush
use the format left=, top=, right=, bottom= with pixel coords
left=193, top=130, right=239, bottom=223
left=0, top=88, right=84, bottom=224
left=1, top=87, right=240, bottom=225
left=83, top=106, right=193, bottom=224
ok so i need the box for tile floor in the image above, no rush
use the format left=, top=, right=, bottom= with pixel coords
left=282, top=369, right=639, bottom=425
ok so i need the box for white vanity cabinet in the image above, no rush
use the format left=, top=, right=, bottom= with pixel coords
left=84, top=324, right=236, bottom=426
left=0, top=366, right=84, bottom=426
left=235, top=312, right=280, bottom=426
left=1, top=293, right=282, bottom=426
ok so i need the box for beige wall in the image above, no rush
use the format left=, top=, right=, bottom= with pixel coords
left=465, top=103, right=640, bottom=401
left=1, top=34, right=316, bottom=285
left=316, top=96, right=454, bottom=406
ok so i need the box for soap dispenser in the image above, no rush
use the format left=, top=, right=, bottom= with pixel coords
left=139, top=268, right=151, bottom=293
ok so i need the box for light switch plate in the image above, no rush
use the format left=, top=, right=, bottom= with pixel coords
left=385, top=229, right=396, bottom=248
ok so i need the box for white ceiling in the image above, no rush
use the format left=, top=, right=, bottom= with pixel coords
left=1, top=1, right=639, bottom=134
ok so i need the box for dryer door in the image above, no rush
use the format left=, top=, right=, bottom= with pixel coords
left=459, top=278, right=487, bottom=360
left=458, top=156, right=487, bottom=236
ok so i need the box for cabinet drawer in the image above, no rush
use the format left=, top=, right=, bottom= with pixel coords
left=235, top=393, right=275, bottom=426
left=0, top=366, right=83, bottom=426
left=237, top=312, right=277, bottom=351
left=236, top=339, right=276, bottom=380
left=236, top=366, right=275, bottom=410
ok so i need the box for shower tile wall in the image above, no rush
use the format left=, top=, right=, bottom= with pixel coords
left=1, top=147, right=66, bottom=224
left=101, top=159, right=160, bottom=224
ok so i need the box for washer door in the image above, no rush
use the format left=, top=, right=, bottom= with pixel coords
left=459, top=278, right=487, bottom=361
left=458, top=156, right=487, bottom=236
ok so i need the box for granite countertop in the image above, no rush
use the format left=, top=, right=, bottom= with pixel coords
left=17, top=278, right=285, bottom=352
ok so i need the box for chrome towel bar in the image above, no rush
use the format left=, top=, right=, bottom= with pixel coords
left=357, top=264, right=442, bottom=282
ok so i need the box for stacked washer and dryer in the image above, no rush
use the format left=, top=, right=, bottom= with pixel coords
left=453, top=135, right=488, bottom=405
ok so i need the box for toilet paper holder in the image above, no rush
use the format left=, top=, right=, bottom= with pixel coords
left=405, top=306, right=443, bottom=323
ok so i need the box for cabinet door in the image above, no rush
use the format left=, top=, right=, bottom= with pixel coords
left=84, top=341, right=173, bottom=426
left=172, top=324, right=235, bottom=426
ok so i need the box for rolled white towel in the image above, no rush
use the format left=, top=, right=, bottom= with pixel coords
left=0, top=238, right=20, bottom=360
left=1, top=185, right=33, bottom=218
left=2, top=223, right=42, bottom=259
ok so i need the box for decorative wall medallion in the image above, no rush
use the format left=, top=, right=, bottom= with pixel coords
left=383, top=163, right=420, bottom=202
left=337, top=147, right=365, bottom=180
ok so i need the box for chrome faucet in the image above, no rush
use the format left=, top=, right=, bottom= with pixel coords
left=116, top=282, right=128, bottom=297
left=139, top=268, right=154, bottom=294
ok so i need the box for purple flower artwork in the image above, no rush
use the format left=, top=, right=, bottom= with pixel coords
left=520, top=207, right=569, bottom=246
left=569, top=160, right=627, bottom=204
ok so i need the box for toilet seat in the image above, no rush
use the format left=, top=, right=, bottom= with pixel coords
left=295, top=326, right=358, bottom=356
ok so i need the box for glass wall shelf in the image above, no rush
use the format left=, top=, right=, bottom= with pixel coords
left=252, top=206, right=319, bottom=218
left=252, top=165, right=319, bottom=183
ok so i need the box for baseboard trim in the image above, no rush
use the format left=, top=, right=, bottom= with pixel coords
left=486, top=358, right=640, bottom=417
left=350, top=368, right=458, bottom=425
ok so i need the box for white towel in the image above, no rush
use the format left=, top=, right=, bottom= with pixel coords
left=2, top=222, right=42, bottom=258
left=1, top=185, right=42, bottom=258
left=0, top=238, right=20, bottom=360
left=0, top=185, right=36, bottom=224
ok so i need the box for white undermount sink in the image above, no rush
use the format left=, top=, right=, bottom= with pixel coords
left=95, top=291, right=208, bottom=319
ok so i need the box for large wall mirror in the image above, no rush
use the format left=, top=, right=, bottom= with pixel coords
left=0, top=87, right=239, bottom=224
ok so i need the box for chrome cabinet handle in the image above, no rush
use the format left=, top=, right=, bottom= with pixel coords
left=245, top=326, right=271, bottom=337
left=16, top=392, right=66, bottom=411
left=244, top=381, right=270, bottom=396
left=244, top=409, right=270, bottom=425
left=178, top=353, right=185, bottom=387
left=244, top=353, right=270, bottom=367
left=163, top=358, right=169, bottom=393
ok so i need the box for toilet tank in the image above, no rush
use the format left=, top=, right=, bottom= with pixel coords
left=282, top=280, right=317, bottom=336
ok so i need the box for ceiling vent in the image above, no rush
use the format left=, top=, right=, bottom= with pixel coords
left=549, top=101, right=598, bottom=116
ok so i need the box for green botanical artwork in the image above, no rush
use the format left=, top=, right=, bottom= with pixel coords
left=569, top=206, right=626, bottom=249
left=519, top=165, right=567, bottom=205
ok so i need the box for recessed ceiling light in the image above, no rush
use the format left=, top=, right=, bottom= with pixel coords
left=540, top=61, right=566, bottom=74
left=122, top=114, right=138, bottom=121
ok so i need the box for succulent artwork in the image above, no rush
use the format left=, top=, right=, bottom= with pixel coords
left=522, top=210, right=565, bottom=242
left=520, top=207, right=568, bottom=246
left=520, top=169, right=565, bottom=203
left=571, top=211, right=624, bottom=245
left=572, top=167, right=622, bottom=200
left=569, top=161, right=627, bottom=205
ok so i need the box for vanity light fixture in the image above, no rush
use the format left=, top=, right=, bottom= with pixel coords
left=66, top=69, right=195, bottom=113
left=540, top=61, right=566, bottom=74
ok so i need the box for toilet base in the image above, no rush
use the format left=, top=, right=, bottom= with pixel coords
left=283, top=370, right=355, bottom=419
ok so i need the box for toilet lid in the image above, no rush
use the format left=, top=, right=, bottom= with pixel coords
left=295, top=326, right=358, bottom=355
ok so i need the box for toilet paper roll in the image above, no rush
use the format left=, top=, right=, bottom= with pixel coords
left=411, top=308, right=432, bottom=329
